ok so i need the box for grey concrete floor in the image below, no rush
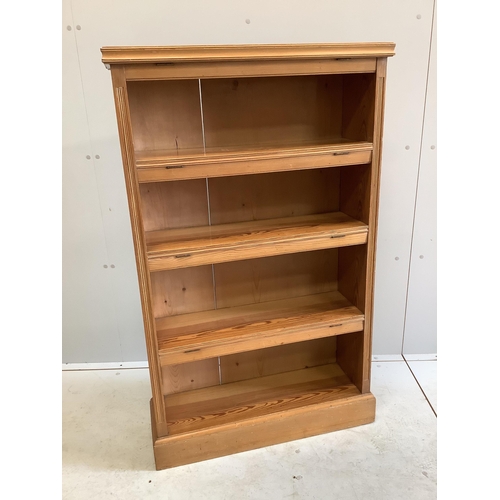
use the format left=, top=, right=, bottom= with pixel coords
left=62, top=360, right=437, bottom=499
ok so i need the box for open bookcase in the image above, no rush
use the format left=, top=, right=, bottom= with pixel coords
left=102, top=43, right=395, bottom=470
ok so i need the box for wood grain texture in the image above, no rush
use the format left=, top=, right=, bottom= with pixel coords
left=338, top=245, right=368, bottom=314
left=342, top=73, right=376, bottom=142
left=156, top=291, right=363, bottom=365
left=110, top=68, right=167, bottom=434
left=150, top=266, right=215, bottom=318
left=161, top=358, right=220, bottom=395
left=340, top=164, right=371, bottom=225
left=202, top=75, right=342, bottom=149
left=101, top=43, right=396, bottom=64
left=146, top=212, right=368, bottom=272
left=164, top=364, right=357, bottom=433
left=214, top=249, right=338, bottom=309
left=104, top=44, right=393, bottom=466
left=127, top=80, right=203, bottom=153
left=209, top=168, right=340, bottom=224
left=139, top=179, right=208, bottom=232
left=153, top=392, right=375, bottom=469
left=136, top=143, right=372, bottom=182
left=358, top=57, right=388, bottom=393
left=220, top=337, right=336, bottom=384
left=123, top=58, right=376, bottom=81
left=337, top=330, right=365, bottom=394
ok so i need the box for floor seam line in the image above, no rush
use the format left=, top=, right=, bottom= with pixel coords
left=402, top=354, right=437, bottom=417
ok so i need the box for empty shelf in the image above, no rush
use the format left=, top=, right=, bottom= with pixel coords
left=156, top=291, right=364, bottom=365
left=147, top=212, right=368, bottom=271
left=165, top=363, right=361, bottom=435
left=136, top=141, right=373, bottom=182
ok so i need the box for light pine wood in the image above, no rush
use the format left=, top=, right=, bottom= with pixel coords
left=165, top=364, right=358, bottom=433
left=341, top=73, right=376, bottom=142
left=220, top=337, right=337, bottom=384
left=124, top=58, right=377, bottom=81
left=149, top=362, right=375, bottom=469
left=146, top=212, right=368, bottom=272
left=101, top=43, right=396, bottom=64
left=136, top=142, right=372, bottom=182
left=110, top=68, right=167, bottom=436
left=360, top=57, right=388, bottom=392
left=340, top=164, right=371, bottom=225
left=214, top=250, right=338, bottom=309
left=162, top=358, right=220, bottom=395
left=103, top=43, right=394, bottom=469
left=139, top=179, right=208, bottom=232
left=156, top=291, right=363, bottom=365
left=209, top=168, right=340, bottom=224
left=152, top=392, right=375, bottom=469
left=201, top=75, right=343, bottom=149
left=127, top=80, right=204, bottom=153
left=150, top=266, right=215, bottom=318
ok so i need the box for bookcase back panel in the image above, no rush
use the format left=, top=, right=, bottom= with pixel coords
left=214, top=250, right=338, bottom=309
left=201, top=75, right=343, bottom=149
left=162, top=358, right=220, bottom=395
left=151, top=266, right=215, bottom=318
left=208, top=168, right=340, bottom=225
left=220, top=337, right=337, bottom=384
left=127, top=79, right=204, bottom=152
left=139, top=179, right=209, bottom=232
left=150, top=249, right=341, bottom=320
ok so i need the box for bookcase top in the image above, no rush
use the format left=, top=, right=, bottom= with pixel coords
left=101, top=43, right=395, bottom=65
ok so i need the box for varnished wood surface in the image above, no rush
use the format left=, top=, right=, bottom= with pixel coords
left=201, top=75, right=343, bottom=150
left=101, top=43, right=395, bottom=64
left=156, top=291, right=363, bottom=365
left=110, top=69, right=167, bottom=434
left=146, top=212, right=368, bottom=271
left=139, top=179, right=209, bottom=232
left=214, top=249, right=338, bottom=309
left=220, top=337, right=337, bottom=384
left=123, top=58, right=377, bottom=81
left=162, top=358, right=220, bottom=395
left=127, top=80, right=204, bottom=153
left=104, top=43, right=393, bottom=465
left=165, top=364, right=359, bottom=434
left=136, top=141, right=372, bottom=182
left=150, top=266, right=215, bottom=318
left=152, top=390, right=375, bottom=469
left=208, top=168, right=340, bottom=225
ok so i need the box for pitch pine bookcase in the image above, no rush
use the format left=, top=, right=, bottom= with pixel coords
left=101, top=43, right=395, bottom=470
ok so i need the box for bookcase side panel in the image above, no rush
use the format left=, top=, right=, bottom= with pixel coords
left=111, top=66, right=168, bottom=435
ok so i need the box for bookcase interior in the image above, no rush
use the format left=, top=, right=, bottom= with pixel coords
left=127, top=73, right=376, bottom=157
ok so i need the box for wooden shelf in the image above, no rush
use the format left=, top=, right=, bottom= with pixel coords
left=156, top=291, right=364, bottom=365
left=165, top=363, right=361, bottom=435
left=146, top=212, right=368, bottom=272
left=136, top=141, right=373, bottom=182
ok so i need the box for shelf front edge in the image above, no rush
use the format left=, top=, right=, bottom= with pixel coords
left=137, top=149, right=372, bottom=183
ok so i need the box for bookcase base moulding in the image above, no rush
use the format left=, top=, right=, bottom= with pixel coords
left=102, top=43, right=395, bottom=470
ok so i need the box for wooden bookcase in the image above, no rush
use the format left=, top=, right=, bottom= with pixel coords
left=101, top=43, right=395, bottom=470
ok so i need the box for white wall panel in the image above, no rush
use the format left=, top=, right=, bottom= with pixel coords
left=62, top=0, right=436, bottom=361
left=403, top=7, right=437, bottom=354
left=62, top=1, right=125, bottom=362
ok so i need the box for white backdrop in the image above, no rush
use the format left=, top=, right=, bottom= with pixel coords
left=62, top=0, right=436, bottom=362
